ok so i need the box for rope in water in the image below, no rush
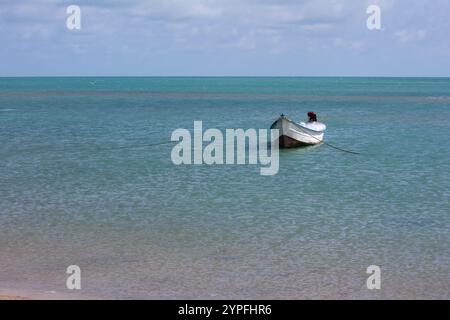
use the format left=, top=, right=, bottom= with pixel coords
left=12, top=126, right=360, bottom=155
left=98, top=140, right=175, bottom=151
left=12, top=140, right=176, bottom=155
left=295, top=125, right=362, bottom=155
left=320, top=140, right=361, bottom=155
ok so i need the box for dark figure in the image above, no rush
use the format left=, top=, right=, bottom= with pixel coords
left=307, top=111, right=317, bottom=122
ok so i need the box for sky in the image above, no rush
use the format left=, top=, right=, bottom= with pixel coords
left=0, top=0, right=449, bottom=76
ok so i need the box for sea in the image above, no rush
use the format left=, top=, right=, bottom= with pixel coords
left=0, top=77, right=449, bottom=299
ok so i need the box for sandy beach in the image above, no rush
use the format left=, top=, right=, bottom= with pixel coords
left=0, top=288, right=89, bottom=300
left=0, top=295, right=29, bottom=300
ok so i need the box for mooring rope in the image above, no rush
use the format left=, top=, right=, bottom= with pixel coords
left=11, top=140, right=176, bottom=156
left=320, top=140, right=361, bottom=155
left=97, top=140, right=175, bottom=151
left=295, top=125, right=362, bottom=155
left=11, top=126, right=360, bottom=156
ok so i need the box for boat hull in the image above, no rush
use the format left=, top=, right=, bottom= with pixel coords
left=278, top=134, right=313, bottom=148
left=271, top=116, right=325, bottom=148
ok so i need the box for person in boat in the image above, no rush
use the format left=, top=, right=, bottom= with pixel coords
left=307, top=112, right=317, bottom=122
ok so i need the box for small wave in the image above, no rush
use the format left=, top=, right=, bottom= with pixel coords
left=0, top=109, right=15, bottom=112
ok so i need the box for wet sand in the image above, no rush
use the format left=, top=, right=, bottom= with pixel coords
left=0, top=288, right=88, bottom=300
left=0, top=295, right=29, bottom=300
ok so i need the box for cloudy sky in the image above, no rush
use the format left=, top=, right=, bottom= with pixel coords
left=1, top=0, right=449, bottom=76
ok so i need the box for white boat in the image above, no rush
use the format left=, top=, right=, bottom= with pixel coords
left=270, top=114, right=326, bottom=148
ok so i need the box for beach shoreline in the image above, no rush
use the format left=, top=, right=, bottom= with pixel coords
left=0, top=295, right=29, bottom=300
left=0, top=288, right=92, bottom=300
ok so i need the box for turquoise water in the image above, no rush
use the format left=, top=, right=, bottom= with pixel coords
left=0, top=77, right=449, bottom=299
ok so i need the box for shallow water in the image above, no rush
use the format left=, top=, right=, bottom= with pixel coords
left=0, top=77, right=449, bottom=299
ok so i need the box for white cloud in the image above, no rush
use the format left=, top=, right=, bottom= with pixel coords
left=0, top=0, right=368, bottom=51
left=394, top=29, right=427, bottom=44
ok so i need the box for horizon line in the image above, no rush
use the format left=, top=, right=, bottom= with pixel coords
left=1, top=75, right=450, bottom=79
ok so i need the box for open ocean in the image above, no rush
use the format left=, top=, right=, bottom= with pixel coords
left=0, top=77, right=449, bottom=299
